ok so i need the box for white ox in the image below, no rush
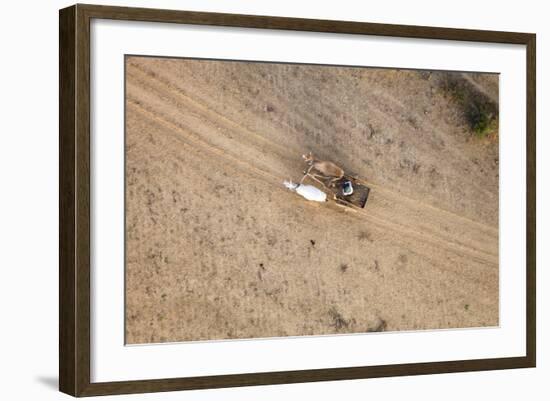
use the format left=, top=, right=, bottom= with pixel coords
left=283, top=180, right=327, bottom=202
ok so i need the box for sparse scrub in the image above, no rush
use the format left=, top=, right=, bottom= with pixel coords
left=467, top=102, right=498, bottom=138
left=328, top=308, right=350, bottom=331
left=440, top=75, right=499, bottom=139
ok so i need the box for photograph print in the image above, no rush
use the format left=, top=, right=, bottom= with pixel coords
left=124, top=55, right=499, bottom=344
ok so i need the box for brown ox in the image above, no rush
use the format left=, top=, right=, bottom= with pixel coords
left=302, top=152, right=344, bottom=187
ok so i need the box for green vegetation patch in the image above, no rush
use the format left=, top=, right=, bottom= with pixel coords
left=441, top=75, right=499, bottom=139
left=467, top=102, right=498, bottom=138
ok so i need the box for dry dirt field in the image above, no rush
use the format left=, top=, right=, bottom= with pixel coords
left=125, top=56, right=499, bottom=344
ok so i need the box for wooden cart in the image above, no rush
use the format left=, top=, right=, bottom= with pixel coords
left=301, top=173, right=370, bottom=209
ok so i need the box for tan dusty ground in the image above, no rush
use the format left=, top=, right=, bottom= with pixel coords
left=124, top=56, right=499, bottom=344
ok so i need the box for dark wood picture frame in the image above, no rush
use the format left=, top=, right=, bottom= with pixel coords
left=59, top=3, right=536, bottom=397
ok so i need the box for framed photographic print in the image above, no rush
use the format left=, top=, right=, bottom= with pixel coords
left=59, top=4, right=536, bottom=397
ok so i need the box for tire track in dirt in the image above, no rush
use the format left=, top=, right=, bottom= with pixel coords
left=126, top=76, right=498, bottom=266
left=127, top=105, right=497, bottom=305
left=128, top=61, right=496, bottom=232
left=127, top=64, right=498, bottom=264
left=130, top=61, right=498, bottom=229
left=153, top=59, right=498, bottom=227
left=126, top=94, right=497, bottom=268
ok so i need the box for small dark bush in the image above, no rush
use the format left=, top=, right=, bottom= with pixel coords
left=467, top=102, right=496, bottom=138
left=440, top=75, right=498, bottom=139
